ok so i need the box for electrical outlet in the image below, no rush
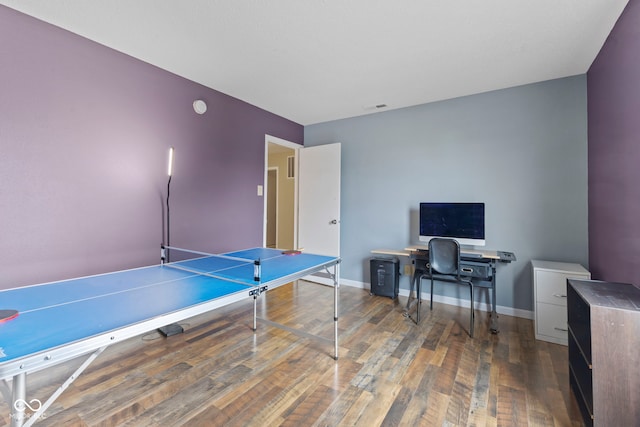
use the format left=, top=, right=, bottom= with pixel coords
left=404, top=264, right=412, bottom=275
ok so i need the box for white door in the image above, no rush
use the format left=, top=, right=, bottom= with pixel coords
left=298, top=143, right=341, bottom=257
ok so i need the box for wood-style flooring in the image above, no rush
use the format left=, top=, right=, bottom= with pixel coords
left=0, top=281, right=585, bottom=426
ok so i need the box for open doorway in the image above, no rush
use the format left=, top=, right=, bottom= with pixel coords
left=266, top=168, right=278, bottom=248
left=264, top=136, right=341, bottom=258
left=265, top=136, right=298, bottom=250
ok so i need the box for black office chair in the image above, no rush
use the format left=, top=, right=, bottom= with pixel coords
left=419, top=238, right=475, bottom=337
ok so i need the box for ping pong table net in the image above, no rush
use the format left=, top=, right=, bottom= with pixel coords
left=161, top=246, right=262, bottom=284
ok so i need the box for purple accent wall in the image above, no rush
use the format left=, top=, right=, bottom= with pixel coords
left=587, top=0, right=640, bottom=283
left=0, top=6, right=302, bottom=290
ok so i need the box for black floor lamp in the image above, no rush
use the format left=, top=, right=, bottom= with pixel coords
left=158, top=146, right=183, bottom=337
left=166, top=146, right=174, bottom=260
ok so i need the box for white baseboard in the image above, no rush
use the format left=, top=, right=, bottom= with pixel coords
left=339, top=278, right=366, bottom=289
left=337, top=279, right=533, bottom=320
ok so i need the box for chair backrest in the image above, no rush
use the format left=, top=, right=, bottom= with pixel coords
left=428, top=238, right=460, bottom=276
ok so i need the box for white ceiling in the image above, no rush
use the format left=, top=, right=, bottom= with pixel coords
left=0, top=0, right=629, bottom=125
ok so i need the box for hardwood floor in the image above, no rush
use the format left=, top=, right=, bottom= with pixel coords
left=1, top=282, right=585, bottom=426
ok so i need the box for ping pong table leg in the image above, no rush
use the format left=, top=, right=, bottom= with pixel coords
left=253, top=295, right=257, bottom=331
left=333, top=263, right=340, bottom=360
left=10, top=373, right=26, bottom=427
left=10, top=346, right=108, bottom=427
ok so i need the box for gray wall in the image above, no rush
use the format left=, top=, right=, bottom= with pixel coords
left=305, top=76, right=589, bottom=313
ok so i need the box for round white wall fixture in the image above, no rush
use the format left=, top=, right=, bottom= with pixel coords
left=193, top=100, right=207, bottom=114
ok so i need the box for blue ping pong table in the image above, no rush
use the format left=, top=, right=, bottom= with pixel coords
left=0, top=246, right=340, bottom=427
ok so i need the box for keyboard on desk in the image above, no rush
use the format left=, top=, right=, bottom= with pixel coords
left=461, top=252, right=483, bottom=259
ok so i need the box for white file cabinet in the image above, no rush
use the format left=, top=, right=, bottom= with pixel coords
left=531, top=260, right=590, bottom=345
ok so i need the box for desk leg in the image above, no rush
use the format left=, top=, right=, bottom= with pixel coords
left=416, top=275, right=422, bottom=323
left=489, top=263, right=499, bottom=334
left=404, top=269, right=423, bottom=323
left=405, top=273, right=413, bottom=312
left=405, top=269, right=420, bottom=312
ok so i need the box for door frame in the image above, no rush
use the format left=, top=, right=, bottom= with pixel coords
left=266, top=167, right=279, bottom=248
left=263, top=135, right=300, bottom=248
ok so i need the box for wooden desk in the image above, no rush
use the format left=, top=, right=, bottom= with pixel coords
left=406, top=245, right=502, bottom=260
left=371, top=248, right=412, bottom=257
left=372, top=246, right=502, bottom=260
left=371, top=245, right=515, bottom=333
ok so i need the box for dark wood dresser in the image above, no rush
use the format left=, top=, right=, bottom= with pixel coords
left=567, top=279, right=640, bottom=426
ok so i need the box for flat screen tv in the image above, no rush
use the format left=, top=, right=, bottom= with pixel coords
left=419, top=202, right=485, bottom=247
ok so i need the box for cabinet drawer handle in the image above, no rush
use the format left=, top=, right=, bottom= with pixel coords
left=553, top=294, right=567, bottom=298
left=461, top=268, right=473, bottom=273
left=554, top=327, right=568, bottom=332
